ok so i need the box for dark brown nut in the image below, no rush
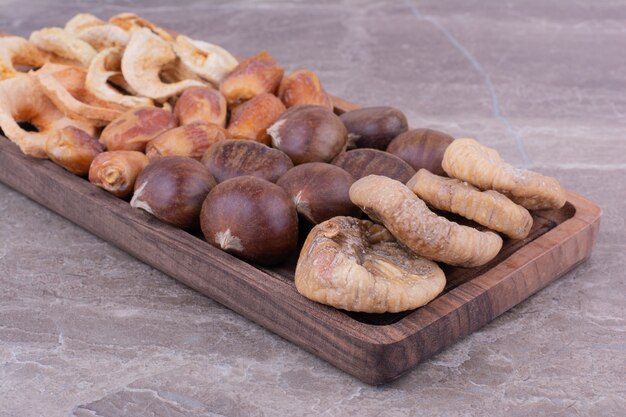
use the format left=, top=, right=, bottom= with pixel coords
left=277, top=69, right=333, bottom=110
left=130, top=156, right=216, bottom=229
left=200, top=176, right=298, bottom=266
left=201, top=139, right=293, bottom=183
left=89, top=150, right=149, bottom=198
left=267, top=105, right=347, bottom=165
left=45, top=126, right=102, bottom=175
left=331, top=148, right=415, bottom=183
left=219, top=51, right=284, bottom=106
left=339, top=106, right=408, bottom=150
left=227, top=93, right=286, bottom=144
left=99, top=106, right=177, bottom=152
left=146, top=122, right=229, bottom=161
left=276, top=162, right=359, bottom=224
left=174, top=86, right=227, bottom=127
left=386, top=128, right=454, bottom=176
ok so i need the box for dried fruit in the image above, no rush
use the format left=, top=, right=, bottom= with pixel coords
left=172, top=35, right=238, bottom=85
left=407, top=169, right=533, bottom=240
left=276, top=162, right=359, bottom=224
left=331, top=148, right=415, bottom=183
left=268, top=105, right=346, bottom=164
left=108, top=12, right=174, bottom=42
left=131, top=156, right=215, bottom=229
left=174, top=86, right=227, bottom=127
left=442, top=138, right=566, bottom=210
left=295, top=216, right=446, bottom=313
left=227, top=93, right=285, bottom=143
left=201, top=139, right=293, bottom=183
left=89, top=150, right=148, bottom=197
left=277, top=69, right=333, bottom=110
left=29, top=27, right=97, bottom=68
left=219, top=51, right=284, bottom=106
left=386, top=128, right=454, bottom=176
left=0, top=36, right=48, bottom=80
left=45, top=126, right=102, bottom=175
left=340, top=106, right=408, bottom=150
left=350, top=175, right=503, bottom=267
left=200, top=176, right=298, bottom=265
left=99, top=106, right=177, bottom=152
left=146, top=122, right=229, bottom=161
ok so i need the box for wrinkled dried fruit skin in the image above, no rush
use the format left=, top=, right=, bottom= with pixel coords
left=227, top=93, right=285, bottom=143
left=331, top=148, right=415, bottom=183
left=268, top=105, right=347, bottom=165
left=350, top=175, right=503, bottom=267
left=276, top=162, right=359, bottom=224
left=131, top=156, right=215, bottom=229
left=99, top=106, right=177, bottom=152
left=201, top=139, right=293, bottom=183
left=174, top=86, right=227, bottom=127
left=442, top=138, right=567, bottom=210
left=88, top=150, right=148, bottom=197
left=146, top=122, right=229, bottom=161
left=219, top=51, right=284, bottom=106
left=340, top=106, right=408, bottom=150
left=407, top=169, right=533, bottom=240
left=277, top=69, right=333, bottom=110
left=386, top=128, right=454, bottom=176
left=295, top=216, right=446, bottom=313
left=200, top=176, right=298, bottom=266
left=45, top=126, right=102, bottom=175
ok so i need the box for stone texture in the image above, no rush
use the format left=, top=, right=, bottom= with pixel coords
left=1, top=0, right=625, bottom=416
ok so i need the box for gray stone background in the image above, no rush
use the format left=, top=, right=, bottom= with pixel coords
left=1, top=0, right=625, bottom=416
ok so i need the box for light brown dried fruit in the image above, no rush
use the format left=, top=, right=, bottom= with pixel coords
left=99, top=106, right=177, bottom=152
left=45, top=126, right=102, bottom=175
left=0, top=36, right=48, bottom=80
left=349, top=175, right=503, bottom=267
left=331, top=148, right=415, bottom=183
left=219, top=51, right=284, bottom=106
left=277, top=69, right=332, bottom=110
left=89, top=150, right=149, bottom=197
left=121, top=28, right=204, bottom=101
left=407, top=169, right=533, bottom=240
left=64, top=13, right=104, bottom=35
left=146, top=122, right=229, bottom=161
left=29, top=27, right=97, bottom=68
left=109, top=12, right=174, bottom=42
left=172, top=35, right=238, bottom=85
left=174, top=86, right=227, bottom=127
left=227, top=93, right=285, bottom=143
left=442, top=138, right=566, bottom=210
left=295, top=216, right=446, bottom=313
left=76, top=25, right=130, bottom=51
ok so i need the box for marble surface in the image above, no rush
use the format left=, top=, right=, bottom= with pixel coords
left=1, top=0, right=625, bottom=416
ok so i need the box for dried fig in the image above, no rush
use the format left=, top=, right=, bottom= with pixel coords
left=331, top=148, right=415, bottom=183
left=386, top=128, right=454, bottom=176
left=89, top=150, right=148, bottom=197
left=200, top=176, right=298, bottom=265
left=277, top=69, right=333, bottom=110
left=201, top=139, right=293, bottom=183
left=219, top=51, right=284, bottom=106
left=99, top=106, right=177, bottom=152
left=146, top=122, right=229, bottom=161
left=174, top=86, right=227, bottom=127
left=227, top=93, right=286, bottom=143
left=45, top=126, right=102, bottom=175
left=276, top=162, right=359, bottom=224
left=340, top=106, right=408, bottom=150
left=268, top=105, right=347, bottom=164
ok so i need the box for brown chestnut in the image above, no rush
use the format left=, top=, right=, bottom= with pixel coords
left=174, top=86, right=228, bottom=127
left=45, top=126, right=102, bottom=175
left=100, top=106, right=177, bottom=152
left=130, top=156, right=216, bottom=229
left=386, top=128, right=454, bottom=176
left=201, top=139, right=293, bottom=183
left=339, top=106, right=408, bottom=150
left=145, top=122, right=229, bottom=161
left=227, top=93, right=286, bottom=144
left=267, top=105, right=347, bottom=165
left=276, top=162, right=359, bottom=224
left=200, top=176, right=298, bottom=265
left=332, top=149, right=415, bottom=183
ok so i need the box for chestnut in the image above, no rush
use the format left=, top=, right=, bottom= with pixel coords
left=332, top=149, right=415, bottom=183
left=200, top=176, right=298, bottom=265
left=339, top=106, right=408, bottom=150
left=201, top=139, right=293, bottom=183
left=99, top=106, right=177, bottom=152
left=145, top=122, right=229, bottom=161
left=276, top=162, right=359, bottom=224
left=130, top=156, right=216, bottom=229
left=267, top=105, right=347, bottom=165
left=174, top=86, right=228, bottom=127
left=386, top=128, right=454, bottom=176
left=45, top=126, right=102, bottom=175
left=227, top=93, right=286, bottom=144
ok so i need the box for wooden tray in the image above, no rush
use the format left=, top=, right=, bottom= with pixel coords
left=0, top=98, right=601, bottom=385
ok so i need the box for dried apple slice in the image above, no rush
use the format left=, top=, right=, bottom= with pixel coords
left=29, top=27, right=96, bottom=68
left=172, top=35, right=238, bottom=85
left=0, top=36, right=48, bottom=80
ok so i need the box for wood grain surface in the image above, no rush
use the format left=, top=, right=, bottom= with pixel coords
left=0, top=97, right=601, bottom=384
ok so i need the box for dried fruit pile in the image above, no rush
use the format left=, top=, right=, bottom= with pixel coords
left=1, top=13, right=567, bottom=314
